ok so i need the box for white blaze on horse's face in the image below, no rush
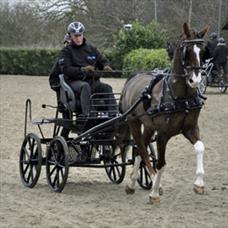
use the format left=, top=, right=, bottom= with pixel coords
left=187, top=44, right=202, bottom=88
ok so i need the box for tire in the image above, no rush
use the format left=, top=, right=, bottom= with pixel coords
left=137, top=143, right=157, bottom=190
left=46, top=136, right=69, bottom=192
left=104, top=145, right=126, bottom=184
left=19, top=133, right=42, bottom=188
left=199, top=74, right=208, bottom=94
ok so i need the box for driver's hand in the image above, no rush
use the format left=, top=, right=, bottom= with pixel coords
left=81, top=65, right=95, bottom=73
left=103, top=65, right=113, bottom=72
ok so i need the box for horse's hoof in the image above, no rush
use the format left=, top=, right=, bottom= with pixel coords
left=193, top=185, right=205, bottom=194
left=159, top=187, right=163, bottom=196
left=125, top=185, right=135, bottom=194
left=149, top=196, right=160, bottom=204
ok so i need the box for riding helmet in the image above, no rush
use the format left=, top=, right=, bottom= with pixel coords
left=67, top=22, right=85, bottom=35
left=209, top=32, right=217, bottom=39
left=218, top=37, right=225, bottom=43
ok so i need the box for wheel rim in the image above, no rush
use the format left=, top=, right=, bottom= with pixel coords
left=46, top=136, right=69, bottom=192
left=104, top=145, right=126, bottom=184
left=137, top=144, right=157, bottom=190
left=19, top=133, right=42, bottom=188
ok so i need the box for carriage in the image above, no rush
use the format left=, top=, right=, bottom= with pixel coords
left=199, top=58, right=227, bottom=94
left=19, top=73, right=156, bottom=192
left=20, top=23, right=209, bottom=204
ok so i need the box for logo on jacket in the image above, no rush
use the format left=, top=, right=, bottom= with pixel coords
left=87, top=56, right=96, bottom=60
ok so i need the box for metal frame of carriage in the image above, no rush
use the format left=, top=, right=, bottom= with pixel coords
left=199, top=58, right=227, bottom=94
left=19, top=74, right=157, bottom=193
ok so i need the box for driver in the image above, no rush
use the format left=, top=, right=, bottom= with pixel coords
left=60, top=21, right=116, bottom=117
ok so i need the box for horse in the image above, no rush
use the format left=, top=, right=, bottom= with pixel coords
left=119, top=22, right=209, bottom=204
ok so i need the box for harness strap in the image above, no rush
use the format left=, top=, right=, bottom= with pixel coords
left=142, top=74, right=166, bottom=111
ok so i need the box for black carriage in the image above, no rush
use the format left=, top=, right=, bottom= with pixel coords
left=199, top=58, right=227, bottom=94
left=19, top=73, right=157, bottom=192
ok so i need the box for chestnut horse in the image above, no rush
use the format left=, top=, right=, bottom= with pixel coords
left=120, top=23, right=209, bottom=203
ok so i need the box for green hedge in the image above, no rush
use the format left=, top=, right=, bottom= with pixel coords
left=123, top=48, right=169, bottom=77
left=0, top=48, right=60, bottom=75
left=0, top=48, right=170, bottom=77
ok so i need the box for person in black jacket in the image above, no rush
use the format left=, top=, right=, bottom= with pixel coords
left=213, top=37, right=228, bottom=83
left=60, top=21, right=116, bottom=117
left=49, top=33, right=71, bottom=93
left=206, top=32, right=218, bottom=59
left=166, top=41, right=176, bottom=61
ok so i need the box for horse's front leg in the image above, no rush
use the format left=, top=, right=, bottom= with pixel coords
left=193, top=140, right=205, bottom=194
left=183, top=126, right=205, bottom=194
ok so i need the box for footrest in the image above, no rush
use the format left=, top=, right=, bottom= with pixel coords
left=32, top=118, right=56, bottom=125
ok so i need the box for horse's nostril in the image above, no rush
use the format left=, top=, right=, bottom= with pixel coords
left=189, top=78, right=193, bottom=83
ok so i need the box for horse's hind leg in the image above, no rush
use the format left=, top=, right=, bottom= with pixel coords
left=149, top=134, right=168, bottom=203
left=183, top=126, right=205, bottom=194
left=125, top=120, right=154, bottom=194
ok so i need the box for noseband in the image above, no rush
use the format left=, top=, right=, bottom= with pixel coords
left=180, top=38, right=205, bottom=77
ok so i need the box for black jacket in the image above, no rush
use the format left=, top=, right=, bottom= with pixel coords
left=60, top=39, right=109, bottom=82
left=206, top=38, right=218, bottom=58
left=213, top=43, right=228, bottom=64
left=49, top=58, right=62, bottom=91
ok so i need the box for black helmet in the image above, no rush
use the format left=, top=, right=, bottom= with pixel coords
left=67, top=21, right=85, bottom=35
left=218, top=37, right=225, bottom=43
left=209, top=32, right=217, bottom=39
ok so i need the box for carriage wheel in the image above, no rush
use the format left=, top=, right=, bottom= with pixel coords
left=46, top=136, right=69, bottom=192
left=19, top=133, right=42, bottom=188
left=137, top=143, right=157, bottom=190
left=199, top=74, right=207, bottom=94
left=103, top=145, right=126, bottom=184
left=218, top=81, right=227, bottom=93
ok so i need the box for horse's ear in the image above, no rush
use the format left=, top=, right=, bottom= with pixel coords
left=198, top=26, right=209, bottom=38
left=182, top=22, right=191, bottom=38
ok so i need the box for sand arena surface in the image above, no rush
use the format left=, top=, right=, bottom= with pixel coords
left=0, top=75, right=227, bottom=228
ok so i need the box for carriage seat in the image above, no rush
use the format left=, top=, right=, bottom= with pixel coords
left=59, top=74, right=81, bottom=113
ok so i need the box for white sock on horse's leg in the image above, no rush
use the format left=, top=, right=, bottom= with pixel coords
left=149, top=167, right=164, bottom=198
left=194, top=140, right=205, bottom=187
left=128, top=155, right=142, bottom=189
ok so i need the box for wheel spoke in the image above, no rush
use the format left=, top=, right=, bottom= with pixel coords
left=56, top=169, right=60, bottom=187
left=23, top=147, right=30, bottom=160
left=144, top=168, right=149, bottom=185
left=60, top=168, right=64, bottom=179
left=139, top=166, right=143, bottom=183
left=53, top=168, right=59, bottom=187
left=23, top=162, right=30, bottom=176
left=50, top=147, right=57, bottom=161
left=29, top=138, right=35, bottom=157
left=27, top=164, right=33, bottom=183
left=49, top=165, right=57, bottom=176
left=107, top=167, right=113, bottom=176
left=112, top=167, right=117, bottom=181
left=47, top=159, right=56, bottom=165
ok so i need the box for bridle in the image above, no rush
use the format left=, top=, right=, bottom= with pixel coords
left=179, top=38, right=205, bottom=77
